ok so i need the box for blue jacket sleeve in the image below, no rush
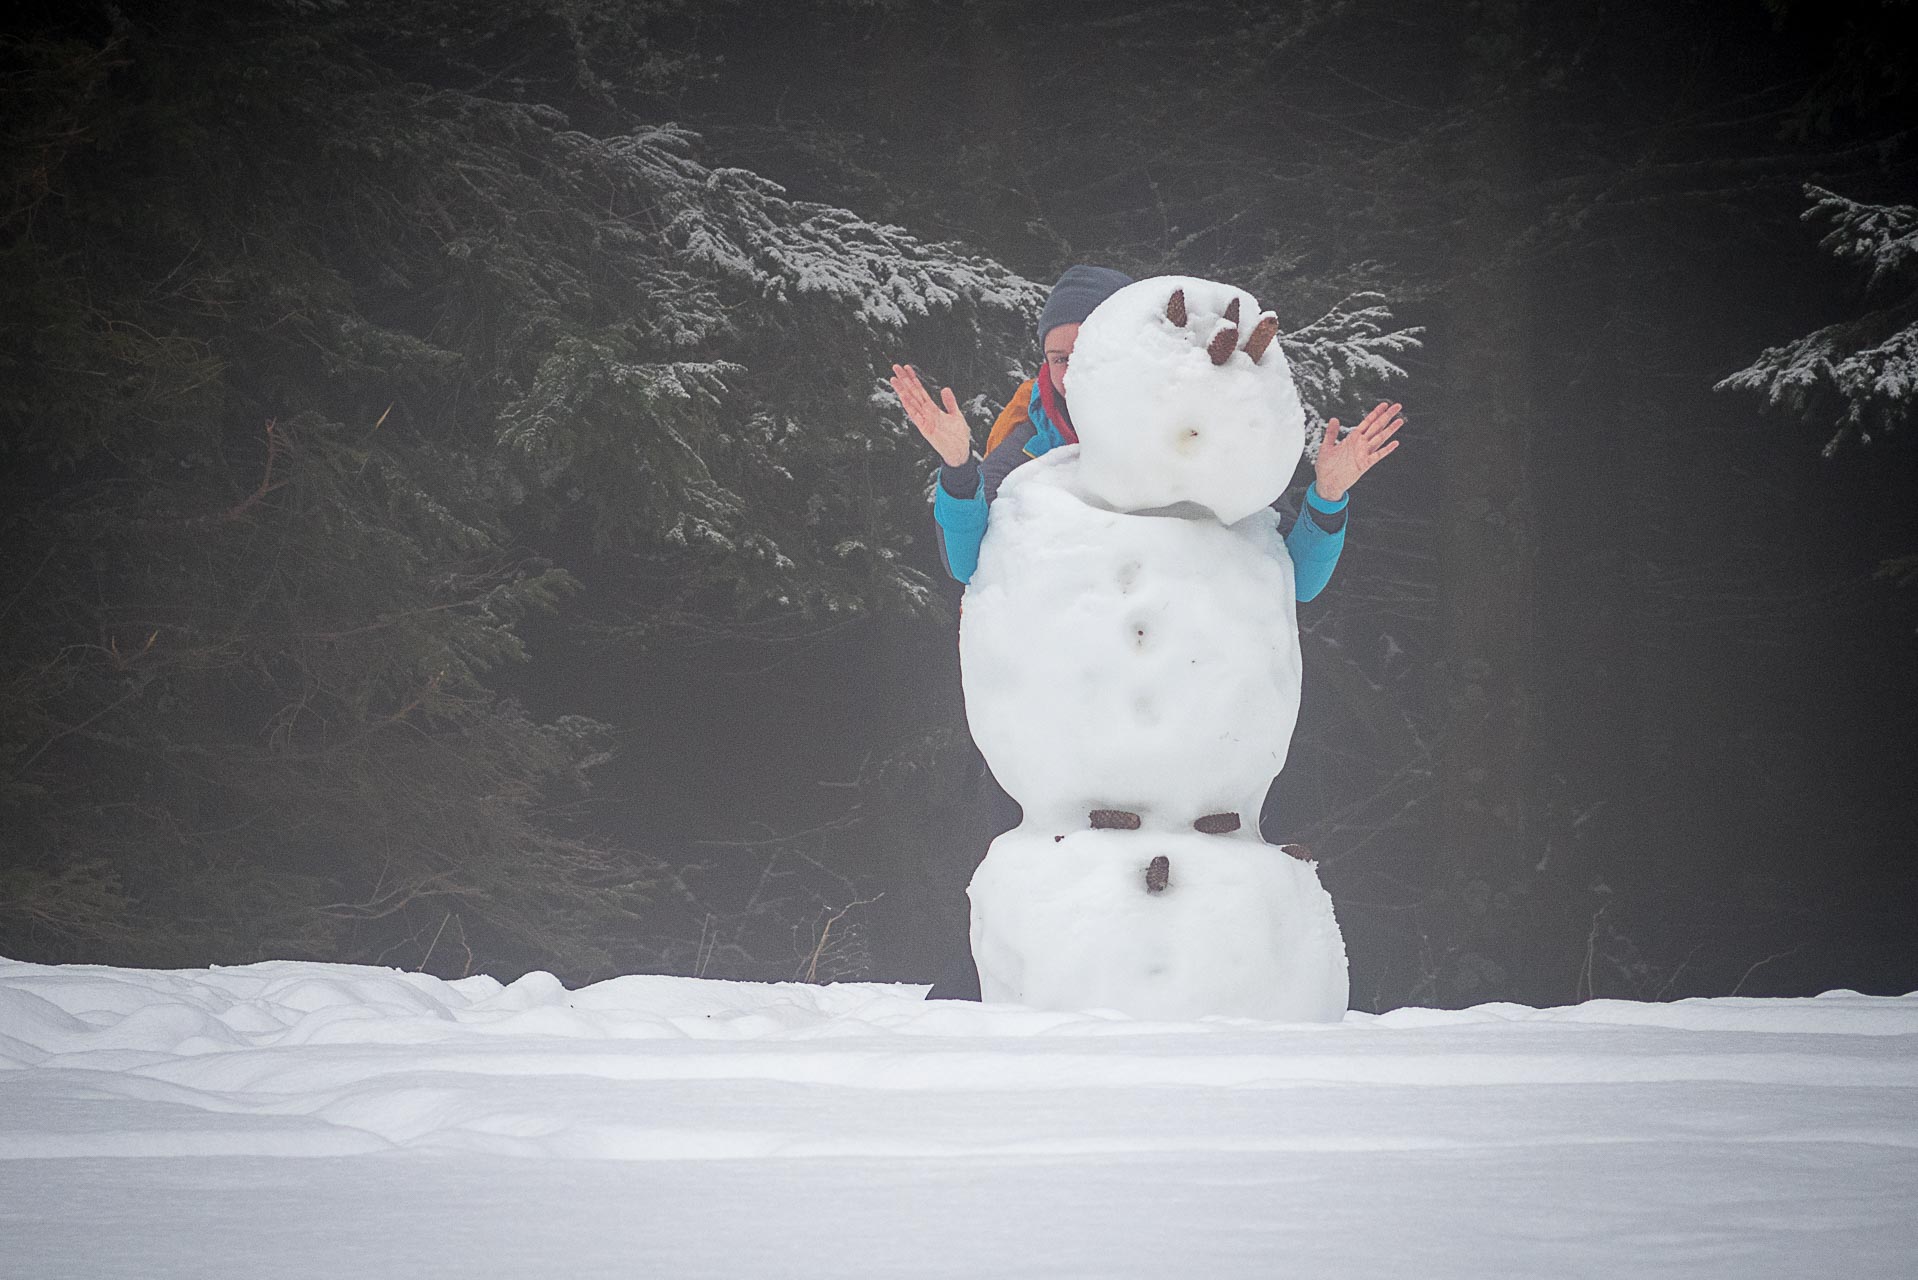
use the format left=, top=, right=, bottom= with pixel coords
left=1286, top=486, right=1348, bottom=603
left=933, top=462, right=988, bottom=583
left=931, top=424, right=1040, bottom=584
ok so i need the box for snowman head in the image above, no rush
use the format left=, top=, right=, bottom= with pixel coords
left=1063, top=275, right=1305, bottom=525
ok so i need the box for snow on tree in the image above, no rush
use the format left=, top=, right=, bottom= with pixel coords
left=1280, top=292, right=1423, bottom=453
left=1718, top=185, right=1917, bottom=453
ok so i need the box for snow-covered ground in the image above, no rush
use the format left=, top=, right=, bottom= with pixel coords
left=2, top=958, right=1913, bottom=1278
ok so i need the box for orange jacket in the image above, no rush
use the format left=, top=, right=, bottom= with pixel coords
left=984, top=379, right=1036, bottom=456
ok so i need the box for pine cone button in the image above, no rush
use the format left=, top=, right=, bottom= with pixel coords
left=1145, top=855, right=1170, bottom=894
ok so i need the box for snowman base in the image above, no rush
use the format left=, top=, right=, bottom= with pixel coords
left=967, top=827, right=1349, bottom=1022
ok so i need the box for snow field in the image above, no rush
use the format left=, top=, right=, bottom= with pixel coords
left=2, top=958, right=1916, bottom=1278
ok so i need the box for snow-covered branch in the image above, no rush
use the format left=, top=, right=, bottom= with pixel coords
left=1280, top=292, right=1424, bottom=449
left=1718, top=185, right=1918, bottom=449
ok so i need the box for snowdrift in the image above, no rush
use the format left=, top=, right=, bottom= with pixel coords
left=2, top=958, right=1914, bottom=1277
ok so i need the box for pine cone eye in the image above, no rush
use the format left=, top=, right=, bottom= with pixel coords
left=1244, top=314, right=1280, bottom=363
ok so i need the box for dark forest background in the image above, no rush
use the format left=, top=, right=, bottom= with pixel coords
left=4, top=0, right=1913, bottom=1009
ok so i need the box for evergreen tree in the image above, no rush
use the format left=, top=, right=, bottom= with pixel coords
left=1720, top=184, right=1917, bottom=586
left=1720, top=185, right=1916, bottom=453
left=0, top=1, right=1037, bottom=975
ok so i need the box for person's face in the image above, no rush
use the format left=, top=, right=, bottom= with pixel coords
left=1043, top=322, right=1080, bottom=390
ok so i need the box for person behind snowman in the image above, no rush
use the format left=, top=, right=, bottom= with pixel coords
left=889, top=264, right=1402, bottom=594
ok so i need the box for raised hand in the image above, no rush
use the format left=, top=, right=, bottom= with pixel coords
left=889, top=364, right=972, bottom=467
left=1314, top=401, right=1403, bottom=503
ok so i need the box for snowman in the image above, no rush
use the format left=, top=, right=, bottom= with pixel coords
left=959, top=275, right=1349, bottom=1023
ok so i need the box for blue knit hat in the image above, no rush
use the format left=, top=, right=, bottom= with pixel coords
left=1038, top=265, right=1134, bottom=345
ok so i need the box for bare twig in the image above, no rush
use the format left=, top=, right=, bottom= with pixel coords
left=1730, top=944, right=1804, bottom=997
left=1578, top=904, right=1609, bottom=1002
left=417, top=911, right=452, bottom=972
left=1654, top=941, right=1710, bottom=1002
left=694, top=912, right=715, bottom=978
left=215, top=420, right=285, bottom=522
left=801, top=893, right=882, bottom=983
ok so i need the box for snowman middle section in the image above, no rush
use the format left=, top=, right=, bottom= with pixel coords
left=959, top=446, right=1302, bottom=832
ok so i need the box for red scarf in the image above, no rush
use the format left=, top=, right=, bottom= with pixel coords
left=1034, top=362, right=1078, bottom=445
